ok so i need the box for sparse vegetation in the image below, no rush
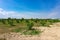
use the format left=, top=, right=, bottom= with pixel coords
left=27, top=22, right=34, bottom=30
left=23, top=30, right=40, bottom=35
left=0, top=18, right=60, bottom=35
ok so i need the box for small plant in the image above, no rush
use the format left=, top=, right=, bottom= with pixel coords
left=12, top=28, right=22, bottom=32
left=23, top=30, right=40, bottom=35
left=27, top=22, right=34, bottom=30
left=12, top=27, right=26, bottom=33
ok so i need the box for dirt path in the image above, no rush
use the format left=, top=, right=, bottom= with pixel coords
left=40, top=22, right=60, bottom=40
left=0, top=22, right=60, bottom=40
left=40, top=27, right=60, bottom=40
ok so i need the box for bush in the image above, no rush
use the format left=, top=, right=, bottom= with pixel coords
left=8, top=20, right=15, bottom=26
left=23, top=30, right=40, bottom=35
left=2, top=20, right=6, bottom=24
left=12, top=28, right=21, bottom=32
left=40, top=21, right=46, bottom=26
left=16, top=20, right=20, bottom=23
left=27, top=22, right=34, bottom=30
left=20, top=18, right=24, bottom=22
left=9, top=22, right=15, bottom=26
left=12, top=27, right=26, bottom=33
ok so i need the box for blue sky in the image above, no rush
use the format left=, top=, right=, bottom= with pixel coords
left=0, top=0, right=60, bottom=19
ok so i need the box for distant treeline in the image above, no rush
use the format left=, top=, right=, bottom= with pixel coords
left=0, top=18, right=60, bottom=27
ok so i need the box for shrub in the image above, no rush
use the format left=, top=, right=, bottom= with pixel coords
left=8, top=20, right=15, bottom=26
left=40, top=21, right=46, bottom=26
left=27, top=22, right=34, bottom=30
left=16, top=20, right=20, bottom=23
left=23, top=30, right=40, bottom=35
left=12, top=28, right=21, bottom=32
left=2, top=20, right=6, bottom=24
left=20, top=18, right=24, bottom=22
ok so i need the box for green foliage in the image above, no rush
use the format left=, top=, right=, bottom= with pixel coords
left=12, top=28, right=22, bottom=32
left=16, top=20, right=20, bottom=23
left=1, top=19, right=6, bottom=24
left=8, top=17, right=11, bottom=20
left=27, top=22, right=34, bottom=30
left=8, top=19, right=15, bottom=26
left=20, top=18, right=24, bottom=22
left=9, top=22, right=15, bottom=26
left=0, top=18, right=60, bottom=35
left=25, top=20, right=29, bottom=23
left=12, top=27, right=40, bottom=35
left=34, top=19, right=38, bottom=23
left=23, top=30, right=40, bottom=35
left=40, top=21, right=46, bottom=26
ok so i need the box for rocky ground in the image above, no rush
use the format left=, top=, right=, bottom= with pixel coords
left=0, top=22, right=60, bottom=40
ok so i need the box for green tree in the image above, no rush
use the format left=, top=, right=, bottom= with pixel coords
left=20, top=18, right=24, bottom=22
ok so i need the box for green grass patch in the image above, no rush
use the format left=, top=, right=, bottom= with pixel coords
left=22, top=30, right=41, bottom=35
left=12, top=27, right=41, bottom=35
left=12, top=27, right=26, bottom=33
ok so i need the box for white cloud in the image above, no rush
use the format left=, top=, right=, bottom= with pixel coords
left=0, top=8, right=23, bottom=18
left=1, top=5, right=60, bottom=19
left=0, top=8, right=3, bottom=11
left=47, top=5, right=60, bottom=18
left=0, top=8, right=43, bottom=19
left=47, top=0, right=60, bottom=19
left=0, top=8, right=9, bottom=15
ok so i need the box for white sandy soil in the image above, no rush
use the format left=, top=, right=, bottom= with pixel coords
left=0, top=22, right=60, bottom=40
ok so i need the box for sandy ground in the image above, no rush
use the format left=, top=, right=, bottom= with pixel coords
left=0, top=22, right=60, bottom=40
